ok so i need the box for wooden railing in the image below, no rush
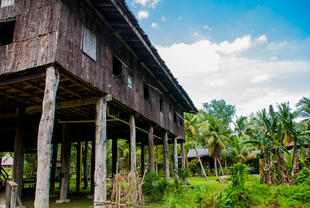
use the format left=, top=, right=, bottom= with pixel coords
left=5, top=181, right=23, bottom=208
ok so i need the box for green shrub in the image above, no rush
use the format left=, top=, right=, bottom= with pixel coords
left=218, top=163, right=252, bottom=208
left=295, top=167, right=310, bottom=185
left=142, top=173, right=169, bottom=201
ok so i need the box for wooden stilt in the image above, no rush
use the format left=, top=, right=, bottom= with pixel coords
left=13, top=108, right=25, bottom=198
left=163, top=132, right=170, bottom=182
left=76, top=142, right=81, bottom=193
left=57, top=124, right=71, bottom=204
left=34, top=66, right=60, bottom=208
left=173, top=137, right=179, bottom=183
left=141, top=143, right=145, bottom=176
left=83, top=141, right=89, bottom=189
left=91, top=140, right=95, bottom=195
left=181, top=141, right=186, bottom=170
left=112, top=138, right=118, bottom=175
left=148, top=126, right=155, bottom=173
left=94, top=97, right=107, bottom=207
left=129, top=115, right=136, bottom=172
left=50, top=143, right=58, bottom=193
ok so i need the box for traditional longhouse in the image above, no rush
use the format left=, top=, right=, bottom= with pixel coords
left=0, top=0, right=196, bottom=206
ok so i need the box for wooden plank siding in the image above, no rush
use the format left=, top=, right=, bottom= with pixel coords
left=0, top=0, right=186, bottom=137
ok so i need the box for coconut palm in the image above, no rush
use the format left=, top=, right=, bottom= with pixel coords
left=184, top=111, right=208, bottom=181
left=296, top=97, right=310, bottom=128
left=203, top=116, right=231, bottom=177
left=234, top=116, right=247, bottom=137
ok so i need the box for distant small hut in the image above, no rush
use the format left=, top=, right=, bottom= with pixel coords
left=187, top=148, right=213, bottom=170
left=1, top=153, right=14, bottom=169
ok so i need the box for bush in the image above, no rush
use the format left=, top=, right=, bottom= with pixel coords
left=295, top=167, right=310, bottom=185
left=218, top=163, right=252, bottom=208
left=142, top=173, right=169, bottom=201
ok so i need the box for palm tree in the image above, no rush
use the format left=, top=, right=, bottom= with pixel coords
left=296, top=97, right=310, bottom=128
left=184, top=112, right=208, bottom=181
left=203, top=116, right=231, bottom=177
left=234, top=116, right=247, bottom=137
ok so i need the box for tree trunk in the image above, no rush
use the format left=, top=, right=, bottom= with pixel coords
left=34, top=66, right=59, bottom=208
left=217, top=157, right=224, bottom=176
left=193, top=141, right=208, bottom=181
left=214, top=157, right=218, bottom=177
left=225, top=159, right=228, bottom=175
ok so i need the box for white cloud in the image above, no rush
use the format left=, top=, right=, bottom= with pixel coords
left=161, top=16, right=166, bottom=21
left=203, top=24, right=212, bottom=31
left=133, top=0, right=160, bottom=8
left=255, top=34, right=268, bottom=44
left=156, top=35, right=310, bottom=116
left=151, top=22, right=159, bottom=28
left=138, top=10, right=149, bottom=20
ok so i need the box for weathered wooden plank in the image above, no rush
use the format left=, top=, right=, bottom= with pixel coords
left=94, top=97, right=107, bottom=207
left=129, top=114, right=136, bottom=172
left=34, top=66, right=60, bottom=208
left=148, top=126, right=155, bottom=173
left=163, top=132, right=170, bottom=182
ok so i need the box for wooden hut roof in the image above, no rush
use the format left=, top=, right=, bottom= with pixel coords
left=91, top=0, right=197, bottom=113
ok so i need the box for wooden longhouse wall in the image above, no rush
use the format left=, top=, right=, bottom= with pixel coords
left=0, top=0, right=60, bottom=74
left=54, top=0, right=185, bottom=136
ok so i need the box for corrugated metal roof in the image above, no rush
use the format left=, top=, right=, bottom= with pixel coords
left=188, top=148, right=209, bottom=158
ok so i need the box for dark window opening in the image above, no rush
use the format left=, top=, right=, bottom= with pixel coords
left=143, top=83, right=149, bottom=99
left=173, top=112, right=177, bottom=122
left=160, top=98, right=163, bottom=112
left=128, top=73, right=133, bottom=89
left=0, top=20, right=15, bottom=46
left=113, top=55, right=122, bottom=77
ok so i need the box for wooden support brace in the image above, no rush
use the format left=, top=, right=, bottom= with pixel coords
left=129, top=115, right=136, bottom=172
left=174, top=137, right=179, bottom=184
left=148, top=126, right=155, bottom=173
left=163, top=132, right=170, bottom=182
left=34, top=66, right=60, bottom=208
left=94, top=97, right=107, bottom=207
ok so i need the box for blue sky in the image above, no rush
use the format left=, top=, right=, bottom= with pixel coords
left=126, top=0, right=310, bottom=116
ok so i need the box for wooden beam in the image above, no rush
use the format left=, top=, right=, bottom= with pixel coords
left=76, top=142, right=82, bottom=193
left=173, top=137, right=179, bottom=184
left=0, top=70, right=46, bottom=87
left=129, top=114, right=136, bottom=172
left=112, top=138, right=117, bottom=175
left=50, top=143, right=58, bottom=193
left=34, top=66, right=60, bottom=208
left=12, top=108, right=25, bottom=198
left=57, top=124, right=71, bottom=204
left=148, top=126, right=155, bottom=173
left=141, top=143, right=145, bottom=176
left=83, top=141, right=89, bottom=189
left=94, top=97, right=107, bottom=207
left=181, top=140, right=186, bottom=170
left=163, top=132, right=170, bottom=182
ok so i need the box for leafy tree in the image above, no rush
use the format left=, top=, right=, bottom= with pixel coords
left=296, top=97, right=310, bottom=128
left=203, top=99, right=236, bottom=127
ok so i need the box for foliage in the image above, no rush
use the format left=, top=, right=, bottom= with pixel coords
left=295, top=167, right=310, bottom=185
left=218, top=163, right=252, bottom=208
left=142, top=173, right=169, bottom=201
left=203, top=99, right=236, bottom=127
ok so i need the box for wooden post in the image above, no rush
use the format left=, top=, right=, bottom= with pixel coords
left=76, top=142, right=81, bottom=193
left=173, top=137, right=179, bottom=183
left=57, top=124, right=71, bottom=204
left=83, top=141, right=89, bottom=189
left=91, top=140, right=95, bottom=195
left=13, top=108, right=25, bottom=199
left=112, top=138, right=118, bottom=175
left=94, top=97, right=107, bottom=207
left=148, top=126, right=155, bottom=173
left=129, top=115, right=136, bottom=172
left=50, top=143, right=58, bottom=193
left=34, top=66, right=60, bottom=208
left=141, top=143, right=145, bottom=176
left=163, top=132, right=170, bottom=182
left=181, top=140, right=186, bottom=170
